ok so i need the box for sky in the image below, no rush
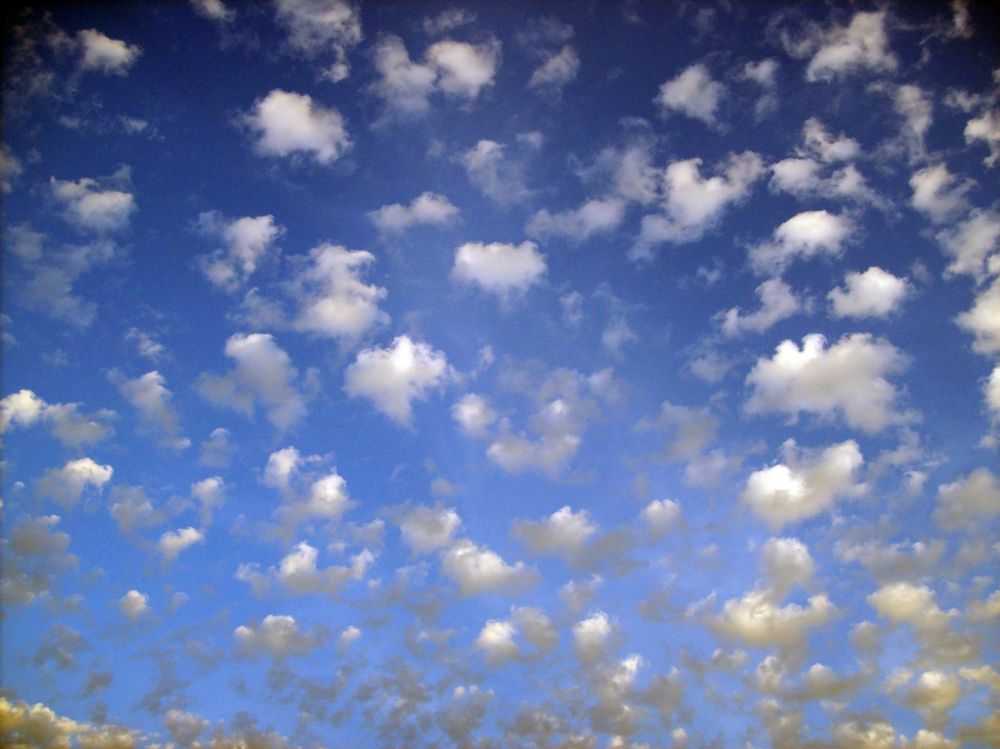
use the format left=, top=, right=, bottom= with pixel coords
left=1, top=1, right=999, bottom=747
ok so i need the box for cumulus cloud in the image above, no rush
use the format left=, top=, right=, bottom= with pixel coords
left=965, top=105, right=1000, bottom=167
left=397, top=504, right=461, bottom=555
left=721, top=278, right=806, bottom=337
left=631, top=151, right=763, bottom=259
left=640, top=499, right=682, bottom=539
left=451, top=240, right=547, bottom=299
left=36, top=458, right=113, bottom=508
left=828, top=267, right=910, bottom=319
left=191, top=0, right=234, bottom=23
left=239, top=541, right=370, bottom=597
left=119, top=589, right=150, bottom=622
left=116, top=370, right=189, bottom=449
left=934, top=468, right=1000, bottom=530
left=367, top=192, right=458, bottom=236
left=50, top=173, right=136, bottom=233
left=441, top=539, right=537, bottom=596
left=244, top=89, right=351, bottom=164
left=77, top=29, right=141, bottom=75
left=573, top=611, right=615, bottom=663
left=655, top=63, right=725, bottom=126
left=1, top=388, right=114, bottom=448
left=158, top=527, right=205, bottom=562
left=910, top=164, right=972, bottom=224
left=935, top=208, right=1000, bottom=280
left=274, top=0, right=361, bottom=82
left=196, top=333, right=310, bottom=430
left=196, top=212, right=283, bottom=292
left=956, top=277, right=1000, bottom=354
left=460, top=139, right=532, bottom=204
left=711, top=585, right=836, bottom=654
left=476, top=607, right=556, bottom=664
left=513, top=505, right=598, bottom=559
left=451, top=393, right=497, bottom=437
left=745, top=333, right=909, bottom=433
left=191, top=476, right=225, bottom=526
left=344, top=335, right=454, bottom=426
left=528, top=45, right=579, bottom=93
left=741, top=439, right=865, bottom=529
left=526, top=198, right=625, bottom=243
left=784, top=10, right=897, bottom=82
left=749, top=210, right=854, bottom=275
left=235, top=614, right=323, bottom=659
left=427, top=38, right=501, bottom=98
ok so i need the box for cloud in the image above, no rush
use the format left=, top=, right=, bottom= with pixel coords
left=1, top=388, right=114, bottom=448
left=828, top=266, right=910, bottom=319
left=749, top=210, right=854, bottom=275
left=935, top=208, right=1000, bottom=279
left=273, top=541, right=369, bottom=596
left=426, top=38, right=501, bottom=98
left=655, top=64, right=725, bottom=126
left=274, top=0, right=361, bottom=82
left=367, top=192, right=458, bottom=236
left=344, top=335, right=454, bottom=426
left=50, top=173, right=135, bottom=233
left=234, top=614, right=323, bottom=659
left=573, top=611, right=615, bottom=663
left=528, top=45, right=579, bottom=93
left=746, top=333, right=909, bottom=433
left=196, top=333, right=309, bottom=430
left=191, top=476, right=225, bottom=526
left=158, top=527, right=205, bottom=562
left=784, top=10, right=897, bottom=82
left=721, top=278, right=806, bottom=337
left=36, top=458, right=113, bottom=507
left=965, top=106, right=1000, bottom=167
left=631, top=151, right=763, bottom=259
left=77, top=29, right=141, bottom=75
left=640, top=499, right=682, bottom=539
left=461, top=139, right=532, bottom=204
left=934, top=468, right=1000, bottom=530
left=397, top=504, right=461, bottom=554
left=526, top=198, right=625, bottom=243
left=451, top=240, right=547, bottom=299
left=987, top=365, right=1000, bottom=421
left=119, top=589, right=150, bottom=621
left=441, top=539, right=537, bottom=596
left=513, top=505, right=599, bottom=559
left=910, top=164, right=972, bottom=224
left=711, top=586, right=836, bottom=654
left=451, top=393, right=497, bottom=437
left=1, top=145, right=23, bottom=193
left=191, top=0, right=234, bottom=23
left=956, top=277, right=1000, bottom=354
left=244, top=89, right=351, bottom=164
left=801, top=117, right=861, bottom=162
left=116, top=370, right=189, bottom=449
left=475, top=607, right=556, bottom=664
left=422, top=8, right=476, bottom=36
left=196, top=212, right=283, bottom=292
left=108, top=485, right=164, bottom=534
left=741, top=439, right=865, bottom=529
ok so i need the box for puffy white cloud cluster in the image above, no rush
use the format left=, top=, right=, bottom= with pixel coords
left=237, top=541, right=372, bottom=598
left=655, top=64, right=725, bottom=126
left=196, top=212, right=283, bottom=292
left=397, top=504, right=461, bottom=555
left=274, top=0, right=361, bottom=82
left=441, top=539, right=537, bottom=596
left=244, top=89, right=351, bottom=164
left=749, top=210, right=854, bottom=275
left=1, top=388, right=114, bottom=448
left=367, top=192, right=459, bottom=236
left=50, top=172, right=136, bottom=233
left=721, top=278, right=806, bottom=337
left=234, top=614, right=323, bottom=659
left=158, top=527, right=205, bottom=563
left=475, top=607, right=557, bottom=664
left=452, top=240, right=547, bottom=300
left=460, top=138, right=534, bottom=204
left=526, top=198, right=625, bottom=243
left=115, top=370, right=189, bottom=449
left=934, top=468, right=1000, bottom=530
left=76, top=28, right=141, bottom=75
left=783, top=10, right=897, bottom=82
left=828, top=267, right=910, bottom=319
left=36, top=458, right=113, bottom=508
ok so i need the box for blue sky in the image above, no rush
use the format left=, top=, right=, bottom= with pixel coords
left=2, top=1, right=1000, bottom=747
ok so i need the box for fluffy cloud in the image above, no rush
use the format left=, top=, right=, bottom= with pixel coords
left=244, top=89, right=351, bottom=164
left=801, top=117, right=861, bottom=162
left=191, top=0, right=234, bottom=23
left=475, top=607, right=556, bottom=664
left=631, top=151, right=764, bottom=259
left=451, top=241, right=546, bottom=299
left=461, top=139, right=532, bottom=204
left=196, top=212, right=282, bottom=292
left=36, top=458, right=113, bottom=508
left=196, top=333, right=310, bottom=430
left=237, top=539, right=370, bottom=598
left=528, top=45, right=579, bottom=93
left=116, top=370, right=189, bottom=449
left=526, top=198, right=626, bottom=243
left=513, top=505, right=598, bottom=559
left=655, top=64, right=725, bottom=126
left=721, top=278, right=805, bottom=337
left=741, top=439, right=864, bottom=529
left=956, top=277, right=1000, bottom=354
left=785, top=10, right=897, bottom=82
left=344, top=335, right=453, bottom=426
left=77, top=29, right=141, bottom=75
left=934, top=468, right=1000, bottom=530
left=1, top=388, right=114, bottom=448
left=50, top=174, right=135, bottom=233
left=745, top=333, right=909, bottom=433
left=441, top=539, right=536, bottom=596
left=158, top=527, right=205, bottom=562
left=426, top=38, right=501, bottom=98
left=640, top=499, right=682, bottom=539
left=935, top=208, right=1000, bottom=279
left=965, top=106, right=1000, bottom=167
left=274, top=0, right=361, bottom=82
left=234, top=614, right=322, bottom=659
left=828, top=267, right=910, bottom=318
left=191, top=477, right=225, bottom=525
left=397, top=504, right=461, bottom=555
left=749, top=210, right=853, bottom=275
left=119, top=589, right=149, bottom=621
left=711, top=586, right=836, bottom=653
left=987, top=365, right=1000, bottom=420
left=451, top=393, right=497, bottom=437
left=367, top=192, right=458, bottom=236
left=573, top=611, right=615, bottom=662
left=910, top=164, right=972, bottom=224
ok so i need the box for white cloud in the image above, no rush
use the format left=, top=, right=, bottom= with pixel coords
left=475, top=619, right=518, bottom=664
left=910, top=164, right=972, bottom=224
left=769, top=158, right=881, bottom=206
left=711, top=587, right=836, bottom=652
left=196, top=333, right=309, bottom=430
left=935, top=208, right=1000, bottom=279
left=191, top=0, right=234, bottom=23
left=640, top=499, right=682, bottom=539
left=451, top=393, right=497, bottom=437
left=957, top=277, right=1000, bottom=354
left=124, top=328, right=166, bottom=361
left=441, top=539, right=536, bottom=596
left=655, top=64, right=725, bottom=126
left=37, top=458, right=113, bottom=508
left=762, top=537, right=816, bottom=597
left=274, top=0, right=361, bottom=82
left=244, top=89, right=351, bottom=164
left=631, top=151, right=764, bottom=259
left=573, top=611, right=614, bottom=663
left=452, top=241, right=546, bottom=299
left=526, top=198, right=625, bottom=243
left=344, top=335, right=453, bottom=426
left=158, top=527, right=205, bottom=562
left=367, top=192, right=458, bottom=236
left=117, top=371, right=189, bottom=449
left=461, top=139, right=531, bottom=204
left=234, top=614, right=322, bottom=659
left=1, top=389, right=114, bottom=448
left=108, top=485, right=163, bottom=534
left=50, top=174, right=135, bottom=233
left=787, top=10, right=897, bottom=82
left=1, top=146, right=23, bottom=194
left=746, top=333, right=909, bottom=433
left=934, top=468, right=1000, bottom=530
left=741, top=439, right=864, bottom=529
left=165, top=709, right=210, bottom=747
left=288, top=243, right=389, bottom=343
left=475, top=607, right=556, bottom=664
left=426, top=39, right=500, bottom=98
left=196, top=212, right=283, bottom=292
left=965, top=106, right=1000, bottom=167
left=721, top=278, right=805, bottom=337
left=801, top=118, right=861, bottom=162
left=422, top=8, right=476, bottom=36
left=828, top=267, right=910, bottom=319
left=528, top=45, right=579, bottom=93
left=77, top=29, right=141, bottom=75
left=119, top=590, right=149, bottom=622
left=749, top=210, right=854, bottom=275
left=398, top=504, right=461, bottom=554
left=892, top=84, right=934, bottom=161
left=191, top=476, right=225, bottom=525
left=276, top=541, right=366, bottom=595
left=513, top=506, right=598, bottom=559
left=986, top=365, right=1000, bottom=420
